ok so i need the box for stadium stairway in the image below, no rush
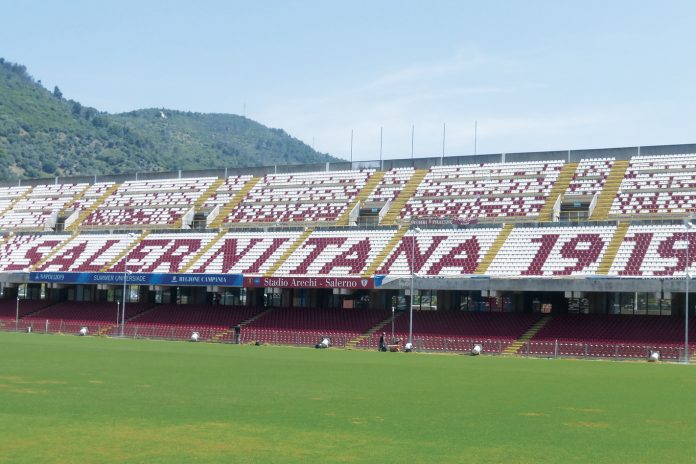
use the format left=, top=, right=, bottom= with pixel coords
left=66, top=182, right=120, bottom=231
left=58, top=184, right=90, bottom=217
left=213, top=307, right=279, bottom=341
left=0, top=185, right=33, bottom=217
left=179, top=229, right=227, bottom=273
left=380, top=169, right=429, bottom=225
left=263, top=227, right=314, bottom=277
left=502, top=315, right=551, bottom=355
left=208, top=177, right=260, bottom=229
left=475, top=224, right=514, bottom=274
left=99, top=231, right=151, bottom=272
left=97, top=302, right=158, bottom=336
left=0, top=233, right=12, bottom=248
left=361, top=225, right=407, bottom=278
left=17, top=300, right=60, bottom=319
left=596, top=221, right=629, bottom=275
left=171, top=178, right=226, bottom=229
left=29, top=232, right=79, bottom=271
left=346, top=310, right=404, bottom=349
left=194, top=178, right=225, bottom=210
left=590, top=159, right=630, bottom=220
left=537, top=162, right=578, bottom=221
left=335, top=171, right=386, bottom=226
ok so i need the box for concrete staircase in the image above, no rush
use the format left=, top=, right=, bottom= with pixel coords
left=29, top=232, right=79, bottom=271
left=596, top=221, right=629, bottom=275
left=0, top=185, right=33, bottom=217
left=66, top=182, right=120, bottom=231
left=380, top=169, right=428, bottom=225
left=99, top=231, right=150, bottom=272
left=58, top=184, right=90, bottom=217
left=502, top=315, right=551, bottom=355
left=263, top=227, right=314, bottom=277
left=335, top=171, right=386, bottom=226
left=195, top=178, right=225, bottom=209
left=208, top=177, right=260, bottom=229
left=590, top=159, right=630, bottom=220
left=475, top=224, right=514, bottom=274
left=537, top=162, right=578, bottom=221
left=170, top=179, right=226, bottom=230
left=210, top=327, right=235, bottom=342
left=361, top=226, right=407, bottom=278
left=211, top=307, right=279, bottom=342
left=179, top=229, right=227, bottom=273
left=96, top=324, right=116, bottom=336
left=346, top=310, right=404, bottom=349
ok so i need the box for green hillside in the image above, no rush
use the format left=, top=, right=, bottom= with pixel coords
left=0, top=58, right=336, bottom=180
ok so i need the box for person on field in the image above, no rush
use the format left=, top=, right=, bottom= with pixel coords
left=379, top=332, right=386, bottom=352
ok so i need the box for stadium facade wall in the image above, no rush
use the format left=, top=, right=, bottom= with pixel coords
left=3, top=142, right=694, bottom=189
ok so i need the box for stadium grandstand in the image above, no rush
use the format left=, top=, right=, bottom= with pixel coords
left=1, top=142, right=695, bottom=361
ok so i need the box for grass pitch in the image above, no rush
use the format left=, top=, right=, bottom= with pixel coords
left=1, top=332, right=695, bottom=463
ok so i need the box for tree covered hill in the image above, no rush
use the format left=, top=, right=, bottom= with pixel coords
left=0, top=58, right=335, bottom=180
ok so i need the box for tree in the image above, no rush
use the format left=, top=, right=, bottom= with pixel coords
left=53, top=86, right=63, bottom=99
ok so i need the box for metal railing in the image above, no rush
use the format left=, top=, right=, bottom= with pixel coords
left=0, top=320, right=689, bottom=361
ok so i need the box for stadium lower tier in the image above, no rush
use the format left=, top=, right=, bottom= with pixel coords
left=2, top=299, right=693, bottom=361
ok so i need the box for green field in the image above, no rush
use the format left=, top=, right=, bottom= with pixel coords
left=1, top=332, right=695, bottom=463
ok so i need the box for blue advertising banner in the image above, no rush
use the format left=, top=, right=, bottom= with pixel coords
left=28, top=272, right=243, bottom=287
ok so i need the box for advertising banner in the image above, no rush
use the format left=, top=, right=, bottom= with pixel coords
left=28, top=272, right=243, bottom=287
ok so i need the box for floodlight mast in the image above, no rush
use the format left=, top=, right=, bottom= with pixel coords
left=121, top=233, right=137, bottom=337
left=685, top=216, right=694, bottom=363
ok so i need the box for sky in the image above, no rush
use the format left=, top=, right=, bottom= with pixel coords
left=1, top=0, right=695, bottom=161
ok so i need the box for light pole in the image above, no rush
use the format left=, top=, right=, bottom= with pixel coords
left=121, top=233, right=137, bottom=337
left=391, top=304, right=395, bottom=341
left=685, top=217, right=694, bottom=363
left=15, top=295, right=19, bottom=331
left=409, top=225, right=420, bottom=345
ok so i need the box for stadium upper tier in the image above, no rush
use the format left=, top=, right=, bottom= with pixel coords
left=0, top=149, right=694, bottom=231
left=2, top=222, right=695, bottom=278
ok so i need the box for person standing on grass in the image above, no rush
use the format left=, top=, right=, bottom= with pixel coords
left=379, top=332, right=386, bottom=352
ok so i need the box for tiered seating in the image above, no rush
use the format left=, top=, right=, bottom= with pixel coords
left=106, top=233, right=219, bottom=273
left=401, top=161, right=564, bottom=222
left=69, top=182, right=115, bottom=211
left=359, top=311, right=541, bottom=352
left=376, top=227, right=501, bottom=276
left=22, top=301, right=152, bottom=334
left=274, top=229, right=395, bottom=276
left=36, top=233, right=143, bottom=272
left=126, top=304, right=264, bottom=340
left=0, top=298, right=54, bottom=319
left=487, top=225, right=616, bottom=276
left=609, top=224, right=694, bottom=276
left=224, top=169, right=374, bottom=224
left=0, top=234, right=71, bottom=272
left=365, top=168, right=415, bottom=204
left=565, top=158, right=614, bottom=198
left=26, top=301, right=149, bottom=323
left=187, top=231, right=301, bottom=275
left=242, top=306, right=390, bottom=346
left=609, top=154, right=696, bottom=217
left=0, top=186, right=31, bottom=213
left=82, top=177, right=216, bottom=228
left=0, top=183, right=87, bottom=230
left=525, top=314, right=694, bottom=359
left=201, top=175, right=253, bottom=209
